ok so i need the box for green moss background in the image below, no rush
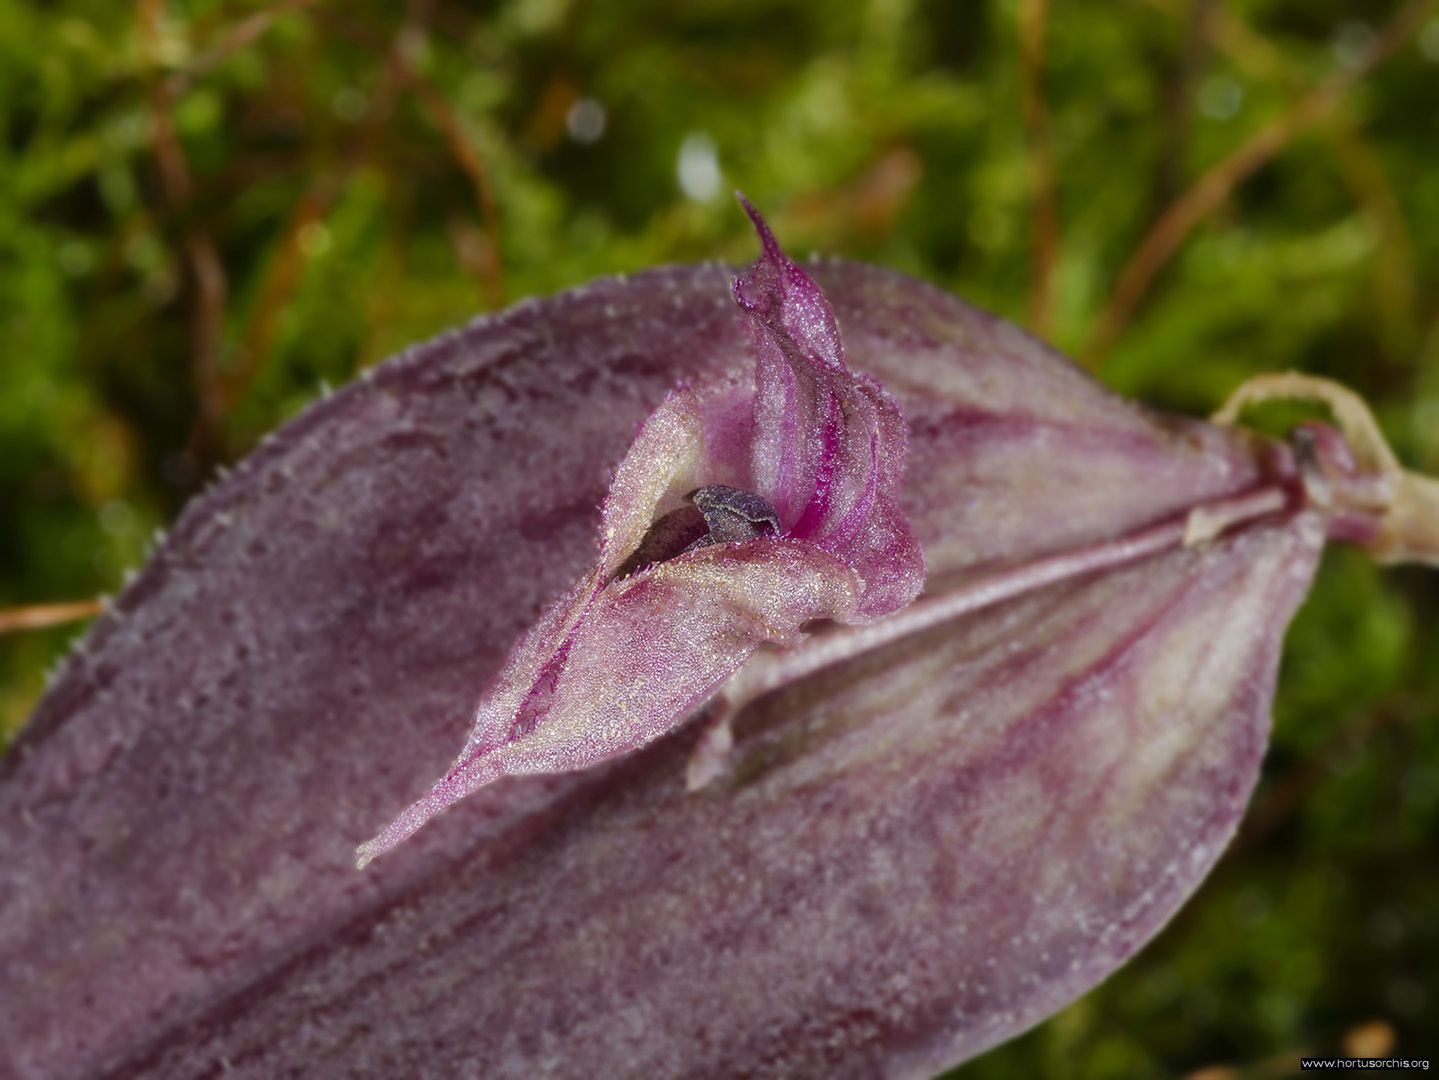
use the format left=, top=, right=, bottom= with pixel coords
left=2, top=1, right=1435, bottom=1075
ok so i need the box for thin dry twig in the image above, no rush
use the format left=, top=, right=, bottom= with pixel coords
left=216, top=6, right=409, bottom=416
left=139, top=0, right=230, bottom=458
left=1325, top=119, right=1418, bottom=334
left=391, top=12, right=505, bottom=311
left=402, top=73, right=506, bottom=309
left=360, top=171, right=412, bottom=369
left=1018, top=0, right=1058, bottom=340
left=1081, top=0, right=1437, bottom=365
left=222, top=182, right=336, bottom=415
left=1153, top=0, right=1419, bottom=340
left=1211, top=14, right=1418, bottom=334
left=187, top=0, right=507, bottom=417
left=165, top=0, right=315, bottom=98
left=315, top=3, right=505, bottom=309
left=0, top=600, right=106, bottom=636
left=1149, top=0, right=1215, bottom=218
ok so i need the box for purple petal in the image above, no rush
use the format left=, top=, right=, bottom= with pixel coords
left=597, top=388, right=709, bottom=577
left=734, top=199, right=924, bottom=618
left=357, top=539, right=858, bottom=867
left=367, top=209, right=934, bottom=862
left=0, top=262, right=1304, bottom=1078
left=28, top=520, right=1325, bottom=1079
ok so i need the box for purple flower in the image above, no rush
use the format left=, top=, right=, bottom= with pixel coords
left=5, top=206, right=1435, bottom=1079
left=356, top=199, right=924, bottom=867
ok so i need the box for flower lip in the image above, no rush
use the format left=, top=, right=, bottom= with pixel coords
left=730, top=192, right=924, bottom=618
left=355, top=199, right=923, bottom=867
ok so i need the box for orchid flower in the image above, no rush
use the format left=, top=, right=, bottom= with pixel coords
left=5, top=203, right=1436, bottom=1080
left=355, top=199, right=924, bottom=867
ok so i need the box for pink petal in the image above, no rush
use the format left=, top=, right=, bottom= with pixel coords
left=357, top=539, right=858, bottom=866
left=363, top=207, right=934, bottom=864
left=597, top=388, right=709, bottom=577
left=734, top=198, right=923, bottom=618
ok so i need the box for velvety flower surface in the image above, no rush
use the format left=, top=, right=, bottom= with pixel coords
left=0, top=252, right=1331, bottom=1078
left=356, top=204, right=923, bottom=866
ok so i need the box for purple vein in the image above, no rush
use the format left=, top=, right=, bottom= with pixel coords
left=725, top=483, right=1291, bottom=710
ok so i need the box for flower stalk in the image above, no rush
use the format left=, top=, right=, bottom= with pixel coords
left=1214, top=371, right=1439, bottom=566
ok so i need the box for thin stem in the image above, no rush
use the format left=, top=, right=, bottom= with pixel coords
left=0, top=600, right=106, bottom=636
left=725, top=484, right=1289, bottom=710
left=1148, top=0, right=1215, bottom=218
left=223, top=181, right=337, bottom=416
left=140, top=0, right=230, bottom=460
left=1214, top=370, right=1439, bottom=566
left=164, top=0, right=316, bottom=98
left=1018, top=0, right=1058, bottom=340
left=406, top=76, right=505, bottom=309
left=218, top=7, right=417, bottom=416
left=392, top=5, right=505, bottom=311
left=1157, top=0, right=1418, bottom=336
left=1081, top=0, right=1436, bottom=365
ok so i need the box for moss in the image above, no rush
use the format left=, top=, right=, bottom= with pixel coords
left=1, top=1, right=1434, bottom=1073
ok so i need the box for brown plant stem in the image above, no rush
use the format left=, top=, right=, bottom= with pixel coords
left=1148, top=0, right=1215, bottom=218
left=1018, top=0, right=1058, bottom=340
left=213, top=7, right=419, bottom=422
left=139, top=0, right=230, bottom=461
left=393, top=20, right=505, bottom=310
left=0, top=600, right=106, bottom=636
left=1082, top=0, right=1437, bottom=366
left=403, top=79, right=505, bottom=309
left=322, top=2, right=505, bottom=309
left=1162, top=0, right=1419, bottom=337
left=220, top=181, right=338, bottom=419
left=164, top=0, right=315, bottom=98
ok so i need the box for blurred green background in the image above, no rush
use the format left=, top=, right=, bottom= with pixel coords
left=1, top=0, right=1435, bottom=1075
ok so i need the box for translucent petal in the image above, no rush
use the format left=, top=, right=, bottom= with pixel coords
left=356, top=540, right=858, bottom=866
left=734, top=198, right=923, bottom=617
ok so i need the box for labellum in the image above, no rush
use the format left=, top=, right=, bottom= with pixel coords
left=0, top=204, right=1434, bottom=1079
left=353, top=198, right=924, bottom=868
